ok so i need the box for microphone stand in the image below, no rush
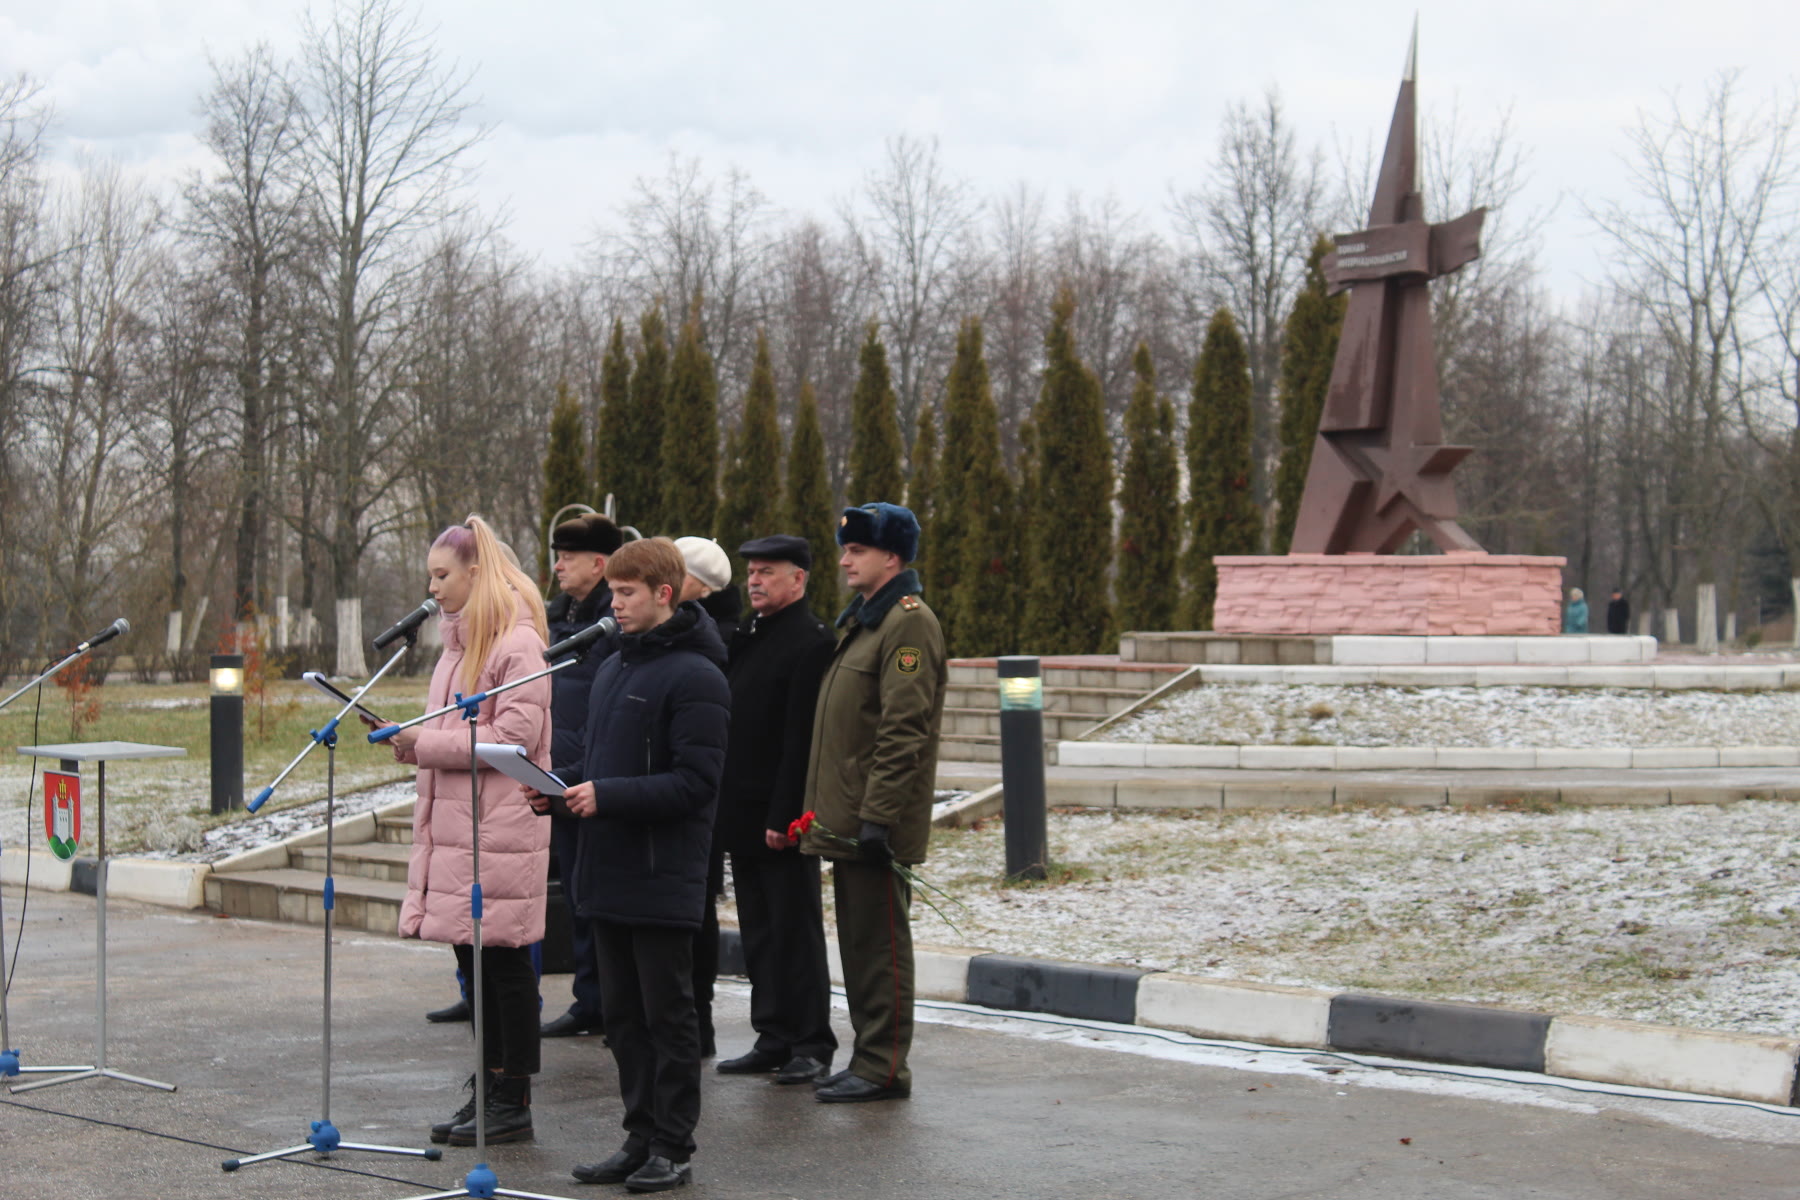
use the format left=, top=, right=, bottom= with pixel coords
left=0, top=640, right=121, bottom=1080
left=368, top=653, right=587, bottom=1200
left=220, top=634, right=441, bottom=1173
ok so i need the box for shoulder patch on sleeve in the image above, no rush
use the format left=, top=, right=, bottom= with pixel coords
left=895, top=646, right=922, bottom=674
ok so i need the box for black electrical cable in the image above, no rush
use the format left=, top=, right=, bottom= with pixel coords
left=0, top=1094, right=449, bottom=1189
left=905, top=994, right=1800, bottom=1118
left=5, top=679, right=45, bottom=998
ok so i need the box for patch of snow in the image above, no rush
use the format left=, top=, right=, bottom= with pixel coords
left=133, top=781, right=417, bottom=863
left=879, top=802, right=1800, bottom=1037
left=1103, top=683, right=1800, bottom=749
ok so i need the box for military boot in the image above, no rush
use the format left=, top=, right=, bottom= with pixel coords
left=448, top=1072, right=533, bottom=1146
left=430, top=1072, right=494, bottom=1144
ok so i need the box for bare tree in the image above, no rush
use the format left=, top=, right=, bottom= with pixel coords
left=185, top=44, right=314, bottom=629
left=1171, top=89, right=1324, bottom=530
left=853, top=135, right=979, bottom=437
left=1589, top=71, right=1799, bottom=649
left=600, top=154, right=770, bottom=399
left=33, top=165, right=162, bottom=646
left=0, top=75, right=53, bottom=658
left=759, top=217, right=874, bottom=497
left=982, top=181, right=1048, bottom=455
left=296, top=0, right=484, bottom=674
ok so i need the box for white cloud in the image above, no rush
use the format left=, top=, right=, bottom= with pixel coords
left=4, top=0, right=1797, bottom=299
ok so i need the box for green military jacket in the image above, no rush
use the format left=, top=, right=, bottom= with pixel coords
left=799, top=568, right=947, bottom=866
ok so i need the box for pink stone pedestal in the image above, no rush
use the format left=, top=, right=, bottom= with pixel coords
left=1213, top=553, right=1566, bottom=636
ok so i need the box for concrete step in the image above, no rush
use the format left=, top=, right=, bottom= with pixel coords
left=291, top=840, right=412, bottom=883
left=947, top=660, right=1187, bottom=692
left=922, top=761, right=1800, bottom=813
left=376, top=815, right=413, bottom=845
left=944, top=683, right=1143, bottom=716
left=205, top=867, right=407, bottom=934
left=941, top=734, right=1002, bottom=763
left=942, top=707, right=1101, bottom=740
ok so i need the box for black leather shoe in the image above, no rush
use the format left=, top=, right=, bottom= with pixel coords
left=773, top=1055, right=829, bottom=1085
left=541, top=1010, right=602, bottom=1038
left=715, top=1048, right=785, bottom=1074
left=425, top=997, right=471, bottom=1023
left=572, top=1149, right=648, bottom=1185
left=815, top=1074, right=909, bottom=1103
left=624, top=1156, right=692, bottom=1192
left=812, top=1067, right=852, bottom=1091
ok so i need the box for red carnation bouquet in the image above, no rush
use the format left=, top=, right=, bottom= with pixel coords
left=788, top=810, right=966, bottom=936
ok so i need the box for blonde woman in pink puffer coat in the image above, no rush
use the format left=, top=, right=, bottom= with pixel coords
left=389, top=514, right=552, bottom=1147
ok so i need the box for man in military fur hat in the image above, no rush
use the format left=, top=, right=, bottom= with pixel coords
left=797, top=502, right=946, bottom=1103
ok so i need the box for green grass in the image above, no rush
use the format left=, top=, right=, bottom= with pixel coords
left=0, top=678, right=425, bottom=850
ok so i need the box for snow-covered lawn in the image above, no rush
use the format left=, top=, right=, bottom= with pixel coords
left=803, top=802, right=1800, bottom=1037
left=1102, top=683, right=1800, bottom=748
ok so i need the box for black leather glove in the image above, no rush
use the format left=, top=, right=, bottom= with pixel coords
left=858, top=821, right=894, bottom=866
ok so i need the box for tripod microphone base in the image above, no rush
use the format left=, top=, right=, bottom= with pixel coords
left=8, top=1065, right=175, bottom=1094
left=221, top=1119, right=442, bottom=1171
left=1, top=1049, right=91, bottom=1079
left=395, top=1167, right=589, bottom=1200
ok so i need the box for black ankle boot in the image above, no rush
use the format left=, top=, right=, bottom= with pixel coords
left=430, top=1072, right=493, bottom=1144
left=448, top=1072, right=533, bottom=1146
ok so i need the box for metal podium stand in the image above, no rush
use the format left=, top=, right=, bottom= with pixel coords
left=9, top=740, right=185, bottom=1094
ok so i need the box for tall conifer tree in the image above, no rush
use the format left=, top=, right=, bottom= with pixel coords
left=715, top=330, right=783, bottom=580
left=594, top=316, right=631, bottom=512
left=622, top=302, right=670, bottom=531
left=937, top=319, right=996, bottom=651
left=1021, top=288, right=1114, bottom=653
left=1117, top=343, right=1181, bottom=631
left=784, top=380, right=840, bottom=621
left=659, top=297, right=719, bottom=535
left=848, top=322, right=905, bottom=504
left=907, top=401, right=938, bottom=592
left=542, top=379, right=588, bottom=585
left=1272, top=236, right=1347, bottom=554
left=944, top=322, right=1018, bottom=658
left=1182, top=308, right=1261, bottom=628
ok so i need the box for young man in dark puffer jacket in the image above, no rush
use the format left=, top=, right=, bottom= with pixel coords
left=529, top=537, right=729, bottom=1193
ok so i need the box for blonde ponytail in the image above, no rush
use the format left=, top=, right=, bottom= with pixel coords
left=444, top=515, right=549, bottom=694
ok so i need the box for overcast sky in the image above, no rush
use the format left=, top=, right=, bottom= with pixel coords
left=3, top=0, right=1796, bottom=303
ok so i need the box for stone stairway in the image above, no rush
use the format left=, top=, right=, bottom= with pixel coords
left=205, top=811, right=414, bottom=932
left=940, top=656, right=1189, bottom=764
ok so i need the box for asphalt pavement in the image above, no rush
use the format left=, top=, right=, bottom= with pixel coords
left=4, top=886, right=1800, bottom=1199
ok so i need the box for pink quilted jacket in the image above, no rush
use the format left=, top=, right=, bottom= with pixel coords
left=396, top=602, right=552, bottom=947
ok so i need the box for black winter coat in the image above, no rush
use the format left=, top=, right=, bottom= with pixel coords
left=716, top=600, right=834, bottom=858
left=546, top=584, right=616, bottom=778
left=699, top=585, right=742, bottom=644
left=560, top=602, right=730, bottom=930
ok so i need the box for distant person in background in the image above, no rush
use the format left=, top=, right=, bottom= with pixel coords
left=1564, top=588, right=1589, bottom=634
left=674, top=533, right=736, bottom=1058
left=712, top=534, right=837, bottom=1086
left=541, top=513, right=624, bottom=1040
left=1606, top=588, right=1630, bottom=635
left=674, top=535, right=741, bottom=643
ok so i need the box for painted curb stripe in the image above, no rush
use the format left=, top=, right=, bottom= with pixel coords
left=966, top=953, right=1148, bottom=1024
left=1329, top=992, right=1551, bottom=1073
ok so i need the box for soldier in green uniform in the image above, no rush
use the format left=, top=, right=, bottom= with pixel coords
left=799, top=502, right=947, bottom=1103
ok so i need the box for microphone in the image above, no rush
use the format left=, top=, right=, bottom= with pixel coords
left=74, top=618, right=130, bottom=655
left=371, top=598, right=441, bottom=650
left=543, top=616, right=618, bottom=662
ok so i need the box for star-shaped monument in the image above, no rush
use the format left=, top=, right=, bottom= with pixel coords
left=1287, top=28, right=1486, bottom=556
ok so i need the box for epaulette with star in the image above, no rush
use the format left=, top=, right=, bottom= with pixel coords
left=899, top=595, right=920, bottom=611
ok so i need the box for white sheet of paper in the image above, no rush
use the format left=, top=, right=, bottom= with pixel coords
left=474, top=742, right=565, bottom=796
